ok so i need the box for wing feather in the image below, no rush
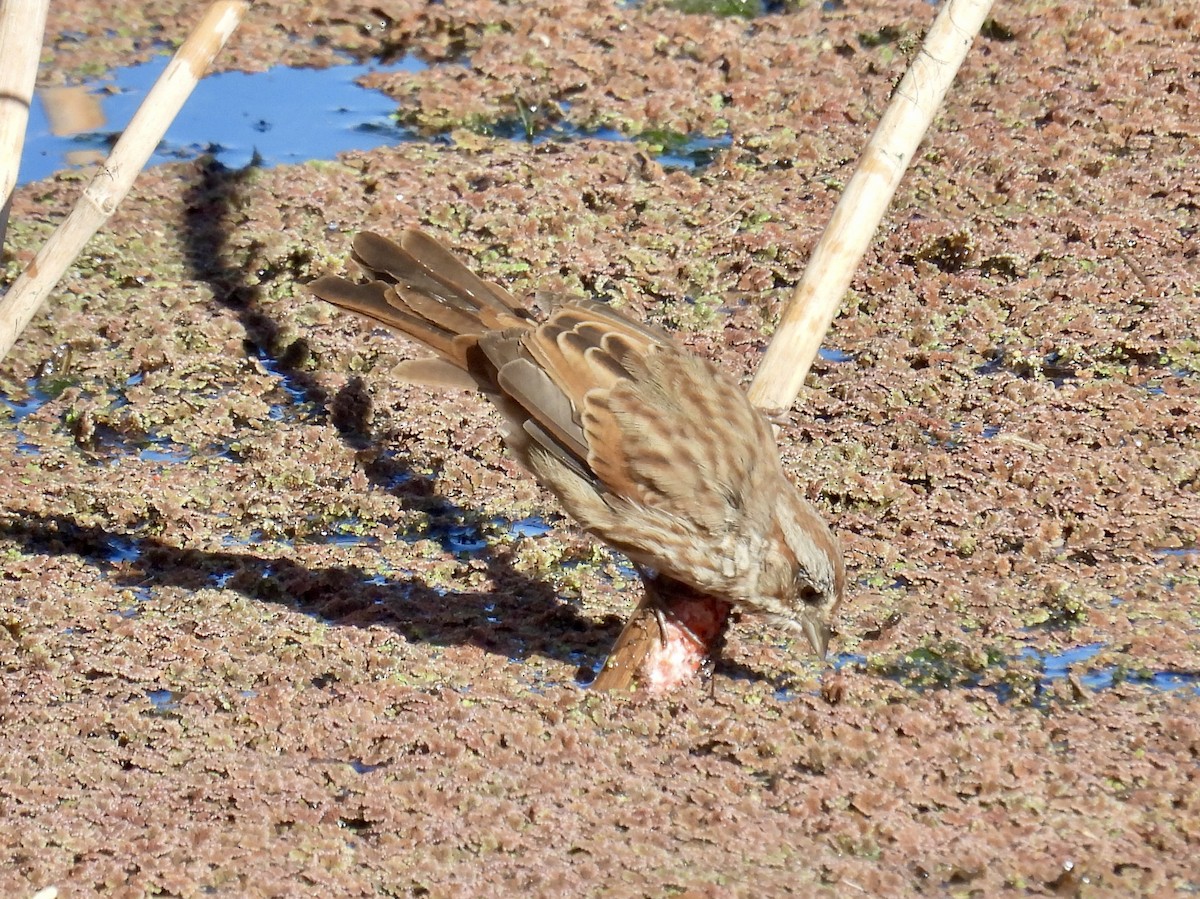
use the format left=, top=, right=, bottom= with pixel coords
left=312, top=230, right=774, bottom=546
left=497, top=358, right=591, bottom=465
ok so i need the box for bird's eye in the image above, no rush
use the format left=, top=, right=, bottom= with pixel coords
left=798, top=584, right=824, bottom=606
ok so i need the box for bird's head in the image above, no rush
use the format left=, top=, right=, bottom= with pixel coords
left=757, top=486, right=845, bottom=658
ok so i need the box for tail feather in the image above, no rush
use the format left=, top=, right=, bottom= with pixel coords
left=305, top=274, right=460, bottom=359
left=395, top=285, right=484, bottom=339
left=310, top=229, right=535, bottom=372
left=352, top=230, right=530, bottom=328
left=391, top=357, right=479, bottom=391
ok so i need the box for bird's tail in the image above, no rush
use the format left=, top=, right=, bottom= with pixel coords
left=307, top=229, right=536, bottom=389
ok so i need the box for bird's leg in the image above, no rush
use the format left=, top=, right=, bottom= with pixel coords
left=638, top=567, right=707, bottom=649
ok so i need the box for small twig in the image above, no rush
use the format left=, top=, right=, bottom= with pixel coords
left=993, top=433, right=1048, bottom=454
left=1113, top=241, right=1157, bottom=296
left=0, top=1, right=251, bottom=364
left=697, top=199, right=751, bottom=235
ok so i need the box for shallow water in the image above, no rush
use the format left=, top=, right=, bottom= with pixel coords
left=20, top=55, right=425, bottom=184
left=20, top=54, right=731, bottom=186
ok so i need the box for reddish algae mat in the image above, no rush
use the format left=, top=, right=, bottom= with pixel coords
left=1, top=0, right=1197, bottom=895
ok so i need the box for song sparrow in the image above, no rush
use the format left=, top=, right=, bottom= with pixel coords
left=308, top=230, right=845, bottom=676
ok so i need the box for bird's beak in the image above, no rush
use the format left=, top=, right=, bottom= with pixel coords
left=801, top=617, right=832, bottom=659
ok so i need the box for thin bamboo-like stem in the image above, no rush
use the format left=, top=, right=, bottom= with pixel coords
left=747, top=0, right=995, bottom=414
left=0, top=0, right=50, bottom=250
left=0, top=0, right=251, bottom=364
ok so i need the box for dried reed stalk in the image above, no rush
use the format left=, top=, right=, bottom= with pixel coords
left=0, top=0, right=50, bottom=249
left=748, top=0, right=996, bottom=414
left=0, top=0, right=251, bottom=364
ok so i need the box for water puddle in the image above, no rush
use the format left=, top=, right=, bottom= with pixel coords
left=837, top=640, right=1200, bottom=702
left=643, top=130, right=732, bottom=170
left=1020, top=643, right=1200, bottom=695
left=396, top=514, right=554, bottom=558
left=0, top=380, right=67, bottom=423
left=252, top=348, right=322, bottom=423
left=0, top=371, right=199, bottom=464
left=1154, top=546, right=1199, bottom=558
left=20, top=53, right=730, bottom=187
left=103, top=534, right=142, bottom=567
left=138, top=443, right=194, bottom=464
left=818, top=347, right=855, bottom=364
left=144, top=688, right=179, bottom=714
left=21, top=55, right=426, bottom=184
left=301, top=517, right=381, bottom=548
left=203, top=512, right=553, bottom=554
left=0, top=390, right=48, bottom=456
left=0, top=353, right=77, bottom=454
left=506, top=517, right=552, bottom=540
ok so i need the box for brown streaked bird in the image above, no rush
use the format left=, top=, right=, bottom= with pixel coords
left=308, top=229, right=845, bottom=668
